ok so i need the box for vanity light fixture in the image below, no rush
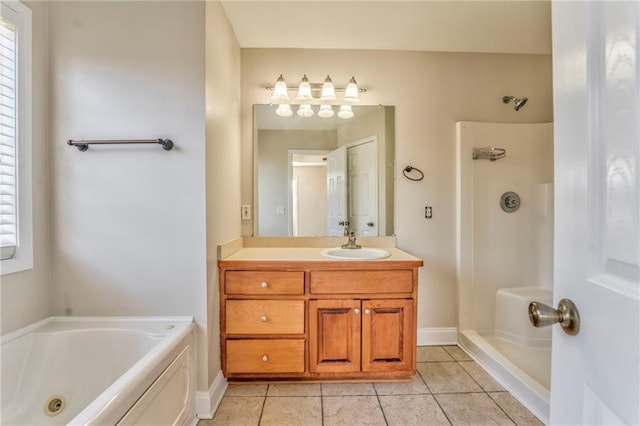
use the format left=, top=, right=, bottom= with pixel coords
left=267, top=75, right=366, bottom=103
left=318, top=104, right=335, bottom=118
left=297, top=104, right=314, bottom=118
left=320, top=75, right=337, bottom=101
left=343, top=77, right=360, bottom=103
left=271, top=74, right=289, bottom=101
left=337, top=104, right=354, bottom=119
left=275, top=103, right=293, bottom=117
left=297, top=75, right=313, bottom=101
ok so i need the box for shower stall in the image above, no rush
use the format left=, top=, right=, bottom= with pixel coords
left=456, top=121, right=553, bottom=423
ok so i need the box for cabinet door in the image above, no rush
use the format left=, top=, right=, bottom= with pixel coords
left=361, top=299, right=414, bottom=372
left=309, top=299, right=361, bottom=373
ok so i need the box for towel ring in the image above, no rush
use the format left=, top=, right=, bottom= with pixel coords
left=403, top=166, right=424, bottom=181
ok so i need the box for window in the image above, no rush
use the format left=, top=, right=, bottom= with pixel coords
left=1, top=1, right=32, bottom=275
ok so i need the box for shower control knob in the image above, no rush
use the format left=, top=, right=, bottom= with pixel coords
left=529, top=298, right=580, bottom=336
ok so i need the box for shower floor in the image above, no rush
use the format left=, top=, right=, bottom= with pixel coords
left=459, top=330, right=551, bottom=423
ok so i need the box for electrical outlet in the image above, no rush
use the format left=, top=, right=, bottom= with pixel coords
left=425, top=206, right=433, bottom=219
left=241, top=205, right=251, bottom=220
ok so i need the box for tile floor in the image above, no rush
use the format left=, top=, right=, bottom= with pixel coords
left=199, top=346, right=543, bottom=426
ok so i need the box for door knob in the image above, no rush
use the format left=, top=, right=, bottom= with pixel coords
left=367, top=222, right=374, bottom=227
left=528, top=298, right=580, bottom=336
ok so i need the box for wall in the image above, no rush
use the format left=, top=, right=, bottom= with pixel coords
left=241, top=49, right=553, bottom=330
left=293, top=165, right=327, bottom=236
left=48, top=0, right=209, bottom=391
left=204, top=0, right=241, bottom=392
left=1, top=0, right=51, bottom=335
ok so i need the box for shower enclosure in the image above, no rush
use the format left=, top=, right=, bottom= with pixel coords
left=456, top=121, right=553, bottom=423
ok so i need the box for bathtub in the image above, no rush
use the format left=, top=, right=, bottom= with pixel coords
left=0, top=316, right=196, bottom=425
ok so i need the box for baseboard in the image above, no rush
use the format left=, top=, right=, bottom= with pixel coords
left=195, top=370, right=228, bottom=420
left=417, top=327, right=458, bottom=346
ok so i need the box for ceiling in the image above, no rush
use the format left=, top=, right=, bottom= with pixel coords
left=220, top=0, right=552, bottom=55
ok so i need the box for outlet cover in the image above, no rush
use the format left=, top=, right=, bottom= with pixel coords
left=241, top=205, right=251, bottom=220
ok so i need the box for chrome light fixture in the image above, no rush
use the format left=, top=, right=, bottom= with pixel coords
left=320, top=75, right=336, bottom=101
left=271, top=74, right=289, bottom=101
left=343, top=76, right=360, bottom=103
left=297, top=75, right=313, bottom=101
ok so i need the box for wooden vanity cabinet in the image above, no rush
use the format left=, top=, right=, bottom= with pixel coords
left=218, top=259, right=421, bottom=381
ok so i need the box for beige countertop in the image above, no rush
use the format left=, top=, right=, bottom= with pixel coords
left=220, top=247, right=422, bottom=263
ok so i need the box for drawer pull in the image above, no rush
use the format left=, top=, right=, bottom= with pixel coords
left=262, top=355, right=268, bottom=362
left=261, top=282, right=268, bottom=288
left=365, top=309, right=371, bottom=315
left=260, top=315, right=268, bottom=322
left=354, top=308, right=360, bottom=315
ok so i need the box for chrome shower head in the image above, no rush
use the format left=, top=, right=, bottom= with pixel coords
left=502, top=95, right=528, bottom=111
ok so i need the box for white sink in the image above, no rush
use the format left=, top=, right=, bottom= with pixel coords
left=320, top=247, right=390, bottom=260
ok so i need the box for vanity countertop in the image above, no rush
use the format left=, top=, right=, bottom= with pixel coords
left=220, top=247, right=422, bottom=263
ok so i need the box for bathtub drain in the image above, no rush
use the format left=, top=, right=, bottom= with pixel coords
left=44, top=395, right=66, bottom=417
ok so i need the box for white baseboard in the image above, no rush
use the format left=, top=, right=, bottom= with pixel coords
left=417, top=327, right=458, bottom=346
left=195, top=370, right=228, bottom=420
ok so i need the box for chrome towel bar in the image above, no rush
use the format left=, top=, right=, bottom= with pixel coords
left=67, top=138, right=174, bottom=152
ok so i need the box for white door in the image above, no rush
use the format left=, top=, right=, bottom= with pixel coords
left=551, top=2, right=639, bottom=424
left=326, top=146, right=347, bottom=236
left=347, top=140, right=378, bottom=236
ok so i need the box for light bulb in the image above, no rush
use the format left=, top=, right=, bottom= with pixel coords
left=343, top=76, right=360, bottom=103
left=297, top=75, right=313, bottom=101
left=318, top=104, right=334, bottom=118
left=297, top=104, right=314, bottom=118
left=320, top=75, right=336, bottom=101
left=337, top=104, right=354, bottom=119
left=275, top=104, right=292, bottom=117
left=271, top=74, right=289, bottom=101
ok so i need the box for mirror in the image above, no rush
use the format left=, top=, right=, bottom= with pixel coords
left=254, top=104, right=394, bottom=237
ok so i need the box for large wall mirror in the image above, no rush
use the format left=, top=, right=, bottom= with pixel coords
left=254, top=104, right=395, bottom=237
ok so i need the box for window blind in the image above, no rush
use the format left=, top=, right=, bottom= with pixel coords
left=0, top=19, right=17, bottom=260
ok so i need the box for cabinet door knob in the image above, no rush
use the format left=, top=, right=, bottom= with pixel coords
left=261, top=282, right=268, bottom=288
left=354, top=308, right=360, bottom=315
left=260, top=315, right=268, bottom=322
left=262, top=355, right=268, bottom=362
left=364, top=309, right=371, bottom=315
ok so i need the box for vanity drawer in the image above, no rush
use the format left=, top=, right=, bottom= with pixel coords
left=226, top=271, right=304, bottom=295
left=310, top=270, right=413, bottom=294
left=226, top=339, right=305, bottom=373
left=226, top=300, right=305, bottom=334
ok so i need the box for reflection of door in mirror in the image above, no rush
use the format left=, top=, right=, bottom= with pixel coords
left=290, top=151, right=330, bottom=236
left=326, top=146, right=347, bottom=236
left=347, top=137, right=378, bottom=237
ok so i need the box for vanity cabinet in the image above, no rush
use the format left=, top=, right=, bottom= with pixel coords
left=218, top=257, right=422, bottom=381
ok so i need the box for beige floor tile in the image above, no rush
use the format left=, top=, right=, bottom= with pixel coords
left=460, top=361, right=506, bottom=392
left=489, top=392, right=544, bottom=426
left=379, top=394, right=450, bottom=425
left=323, top=395, right=386, bottom=426
left=417, top=346, right=455, bottom=362
left=374, top=375, right=430, bottom=395
left=322, top=382, right=376, bottom=396
left=443, top=345, right=472, bottom=361
left=224, top=383, right=268, bottom=396
left=417, top=362, right=483, bottom=393
left=435, top=393, right=515, bottom=425
left=201, top=396, right=263, bottom=426
left=266, top=383, right=321, bottom=396
left=260, top=396, right=322, bottom=426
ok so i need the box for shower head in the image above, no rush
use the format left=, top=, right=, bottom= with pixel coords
left=502, top=95, right=528, bottom=111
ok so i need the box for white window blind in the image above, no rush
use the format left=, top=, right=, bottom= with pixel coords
left=0, top=17, right=16, bottom=261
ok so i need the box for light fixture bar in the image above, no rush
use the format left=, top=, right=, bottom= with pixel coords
left=265, top=84, right=367, bottom=93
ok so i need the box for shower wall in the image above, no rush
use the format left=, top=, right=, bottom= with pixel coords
left=457, top=121, right=553, bottom=333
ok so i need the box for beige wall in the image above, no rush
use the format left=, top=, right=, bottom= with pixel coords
left=1, top=1, right=51, bottom=335
left=48, top=0, right=210, bottom=390
left=241, top=49, right=553, bottom=329
left=204, top=0, right=241, bottom=386
left=293, top=165, right=327, bottom=236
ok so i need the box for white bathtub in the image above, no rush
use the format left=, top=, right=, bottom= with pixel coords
left=0, top=317, right=196, bottom=425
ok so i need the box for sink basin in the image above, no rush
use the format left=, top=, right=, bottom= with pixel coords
left=320, top=247, right=390, bottom=260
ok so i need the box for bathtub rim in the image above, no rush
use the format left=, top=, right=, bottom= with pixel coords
left=1, top=316, right=195, bottom=426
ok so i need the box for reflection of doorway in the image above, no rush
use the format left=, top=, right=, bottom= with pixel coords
left=289, top=150, right=329, bottom=236
left=347, top=138, right=378, bottom=236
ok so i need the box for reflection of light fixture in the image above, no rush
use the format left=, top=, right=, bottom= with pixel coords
left=297, top=75, right=313, bottom=101
left=275, top=104, right=292, bottom=117
left=271, top=74, right=289, bottom=101
left=343, top=76, right=360, bottom=103
left=318, top=104, right=334, bottom=118
left=320, top=75, right=336, bottom=101
left=337, top=104, right=354, bottom=119
left=297, top=104, right=314, bottom=117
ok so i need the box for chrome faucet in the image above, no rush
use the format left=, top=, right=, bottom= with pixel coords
left=341, top=232, right=361, bottom=249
